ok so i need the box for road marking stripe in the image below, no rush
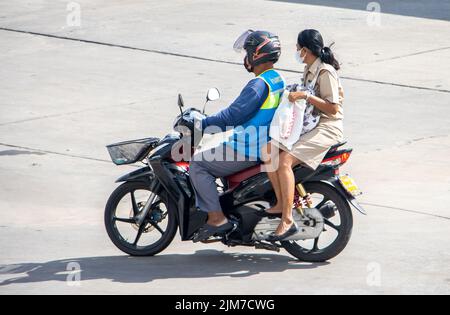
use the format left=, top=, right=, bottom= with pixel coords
left=1, top=27, right=449, bottom=94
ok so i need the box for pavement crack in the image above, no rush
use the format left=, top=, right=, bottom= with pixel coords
left=0, top=107, right=117, bottom=127
left=361, top=202, right=450, bottom=221
left=0, top=142, right=112, bottom=164
left=372, top=46, right=450, bottom=63
left=359, top=134, right=449, bottom=154
left=333, top=76, right=450, bottom=93
left=0, top=95, right=173, bottom=127
left=0, top=142, right=144, bottom=168
left=1, top=27, right=449, bottom=94
left=0, top=27, right=243, bottom=66
left=0, top=102, right=138, bottom=127
left=399, top=134, right=449, bottom=147
left=0, top=149, right=46, bottom=157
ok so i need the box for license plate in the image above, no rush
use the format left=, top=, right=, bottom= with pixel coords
left=339, top=175, right=362, bottom=197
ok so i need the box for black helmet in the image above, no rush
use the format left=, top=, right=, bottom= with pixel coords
left=244, top=31, right=281, bottom=68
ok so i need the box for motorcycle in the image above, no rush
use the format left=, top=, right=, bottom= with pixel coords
left=104, top=88, right=365, bottom=262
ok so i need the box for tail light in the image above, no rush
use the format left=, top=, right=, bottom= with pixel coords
left=321, top=151, right=352, bottom=167
left=175, top=162, right=190, bottom=171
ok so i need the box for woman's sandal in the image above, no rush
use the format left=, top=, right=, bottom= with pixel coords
left=267, top=223, right=299, bottom=242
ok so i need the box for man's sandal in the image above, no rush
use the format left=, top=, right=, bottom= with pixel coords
left=193, top=222, right=235, bottom=243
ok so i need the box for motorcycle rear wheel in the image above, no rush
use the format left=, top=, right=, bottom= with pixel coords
left=281, top=182, right=353, bottom=262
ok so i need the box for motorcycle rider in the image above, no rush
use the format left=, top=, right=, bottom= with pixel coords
left=189, top=30, right=286, bottom=242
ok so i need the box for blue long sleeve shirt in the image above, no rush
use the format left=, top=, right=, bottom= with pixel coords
left=202, top=78, right=269, bottom=132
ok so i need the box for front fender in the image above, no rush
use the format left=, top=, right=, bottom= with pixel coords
left=115, top=166, right=155, bottom=184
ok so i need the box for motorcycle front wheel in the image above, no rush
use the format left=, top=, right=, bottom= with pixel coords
left=281, top=182, right=353, bottom=262
left=104, top=181, right=177, bottom=256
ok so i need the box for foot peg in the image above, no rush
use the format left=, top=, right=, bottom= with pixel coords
left=200, top=237, right=223, bottom=244
left=193, top=221, right=237, bottom=243
left=255, top=242, right=281, bottom=252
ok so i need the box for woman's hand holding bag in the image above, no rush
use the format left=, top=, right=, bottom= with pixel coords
left=270, top=90, right=307, bottom=150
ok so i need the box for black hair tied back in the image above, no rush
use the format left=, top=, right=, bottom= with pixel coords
left=320, top=43, right=340, bottom=71
left=298, top=29, right=340, bottom=71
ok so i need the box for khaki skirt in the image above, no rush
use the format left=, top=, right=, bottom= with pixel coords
left=273, top=118, right=344, bottom=170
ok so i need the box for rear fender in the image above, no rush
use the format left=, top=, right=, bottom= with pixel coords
left=317, top=177, right=367, bottom=215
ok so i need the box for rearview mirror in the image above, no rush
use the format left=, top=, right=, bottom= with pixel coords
left=206, top=88, right=221, bottom=102
left=178, top=94, right=185, bottom=108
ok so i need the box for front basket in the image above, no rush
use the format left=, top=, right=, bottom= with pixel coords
left=106, top=137, right=159, bottom=165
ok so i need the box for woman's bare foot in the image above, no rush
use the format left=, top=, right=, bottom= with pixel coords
left=266, top=204, right=282, bottom=215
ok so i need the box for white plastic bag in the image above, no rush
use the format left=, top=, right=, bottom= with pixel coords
left=270, top=92, right=307, bottom=150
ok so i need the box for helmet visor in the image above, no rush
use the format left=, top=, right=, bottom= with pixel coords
left=233, top=30, right=253, bottom=53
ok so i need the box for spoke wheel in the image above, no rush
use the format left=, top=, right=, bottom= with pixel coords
left=105, top=181, right=177, bottom=256
left=281, top=182, right=353, bottom=262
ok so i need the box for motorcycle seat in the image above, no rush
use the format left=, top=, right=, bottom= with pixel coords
left=226, top=164, right=263, bottom=188
left=224, top=141, right=348, bottom=190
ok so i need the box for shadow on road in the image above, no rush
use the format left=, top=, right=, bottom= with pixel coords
left=0, top=250, right=328, bottom=286
left=268, top=0, right=450, bottom=21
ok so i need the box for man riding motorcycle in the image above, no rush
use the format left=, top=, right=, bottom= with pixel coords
left=189, top=30, right=286, bottom=242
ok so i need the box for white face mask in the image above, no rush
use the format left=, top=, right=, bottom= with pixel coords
left=295, top=48, right=306, bottom=64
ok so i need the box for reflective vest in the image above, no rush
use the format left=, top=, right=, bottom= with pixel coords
left=226, top=69, right=285, bottom=159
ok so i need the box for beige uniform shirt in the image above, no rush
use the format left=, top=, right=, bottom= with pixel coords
left=274, top=58, right=345, bottom=169
left=303, top=57, right=344, bottom=123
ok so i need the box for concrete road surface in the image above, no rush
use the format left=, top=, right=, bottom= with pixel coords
left=0, top=0, right=449, bottom=295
